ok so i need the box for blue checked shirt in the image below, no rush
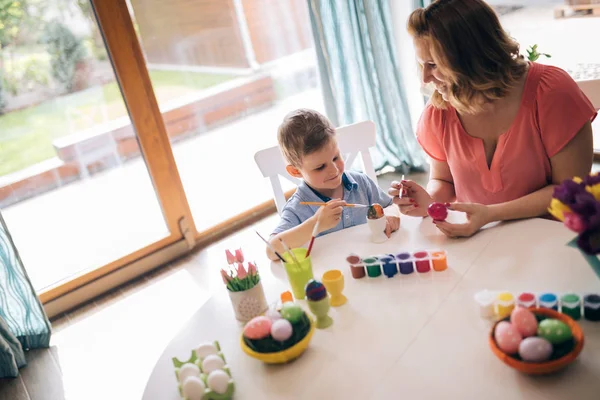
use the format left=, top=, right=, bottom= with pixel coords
left=272, top=171, right=393, bottom=237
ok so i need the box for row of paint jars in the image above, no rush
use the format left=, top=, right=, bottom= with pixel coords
left=346, top=250, right=448, bottom=279
left=475, top=290, right=600, bottom=322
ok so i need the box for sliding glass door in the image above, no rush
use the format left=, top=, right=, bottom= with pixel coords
left=125, top=0, right=325, bottom=234
left=0, top=0, right=196, bottom=307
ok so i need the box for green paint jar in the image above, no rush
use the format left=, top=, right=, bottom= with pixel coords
left=561, top=293, right=581, bottom=320
left=363, top=257, right=381, bottom=278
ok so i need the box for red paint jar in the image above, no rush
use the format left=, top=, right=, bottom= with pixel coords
left=413, top=251, right=431, bottom=273
left=517, top=292, right=536, bottom=308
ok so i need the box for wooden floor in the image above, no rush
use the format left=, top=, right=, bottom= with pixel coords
left=0, top=210, right=281, bottom=400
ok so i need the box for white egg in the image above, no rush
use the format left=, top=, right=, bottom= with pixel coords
left=196, top=342, right=218, bottom=359
left=178, top=363, right=200, bottom=383
left=265, top=309, right=282, bottom=321
left=207, top=370, right=230, bottom=394
left=202, top=354, right=225, bottom=374
left=182, top=376, right=206, bottom=400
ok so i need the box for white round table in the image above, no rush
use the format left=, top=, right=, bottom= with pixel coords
left=142, top=215, right=600, bottom=399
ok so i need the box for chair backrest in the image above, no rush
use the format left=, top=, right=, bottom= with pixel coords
left=254, top=120, right=378, bottom=215
left=577, top=78, right=600, bottom=110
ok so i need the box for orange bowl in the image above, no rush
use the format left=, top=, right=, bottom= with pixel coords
left=489, top=307, right=584, bottom=375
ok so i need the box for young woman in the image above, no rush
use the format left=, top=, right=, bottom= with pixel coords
left=389, top=0, right=596, bottom=238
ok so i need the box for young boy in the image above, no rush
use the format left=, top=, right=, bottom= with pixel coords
left=267, top=108, right=400, bottom=261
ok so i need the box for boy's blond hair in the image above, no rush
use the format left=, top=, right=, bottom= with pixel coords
left=277, top=108, right=336, bottom=168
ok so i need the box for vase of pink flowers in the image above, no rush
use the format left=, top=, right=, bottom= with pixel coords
left=221, top=248, right=268, bottom=322
left=548, top=172, right=600, bottom=278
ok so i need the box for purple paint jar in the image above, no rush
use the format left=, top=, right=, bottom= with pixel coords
left=395, top=252, right=414, bottom=274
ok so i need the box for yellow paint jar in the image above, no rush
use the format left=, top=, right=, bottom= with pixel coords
left=495, top=291, right=515, bottom=319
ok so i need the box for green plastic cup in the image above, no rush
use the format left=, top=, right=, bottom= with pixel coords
left=283, top=248, right=314, bottom=299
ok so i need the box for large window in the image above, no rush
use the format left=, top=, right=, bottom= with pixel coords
left=493, top=1, right=600, bottom=151
left=0, top=0, right=327, bottom=315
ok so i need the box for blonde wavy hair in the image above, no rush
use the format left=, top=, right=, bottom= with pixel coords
left=407, top=0, right=528, bottom=114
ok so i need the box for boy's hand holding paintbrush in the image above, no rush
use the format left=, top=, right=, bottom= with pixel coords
left=313, top=199, right=346, bottom=232
left=267, top=199, right=346, bottom=261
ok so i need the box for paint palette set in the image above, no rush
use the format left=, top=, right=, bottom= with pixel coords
left=346, top=250, right=448, bottom=279
left=474, top=289, right=600, bottom=322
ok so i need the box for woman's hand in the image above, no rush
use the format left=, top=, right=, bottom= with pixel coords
left=384, top=216, right=400, bottom=237
left=433, top=202, right=492, bottom=238
left=388, top=179, right=432, bottom=217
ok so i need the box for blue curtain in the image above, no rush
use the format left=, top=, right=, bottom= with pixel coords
left=308, top=0, right=425, bottom=173
left=0, top=212, right=51, bottom=378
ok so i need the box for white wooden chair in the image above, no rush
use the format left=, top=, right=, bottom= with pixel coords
left=254, top=120, right=378, bottom=215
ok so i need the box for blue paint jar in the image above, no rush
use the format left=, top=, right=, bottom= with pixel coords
left=539, top=293, right=558, bottom=311
left=380, top=256, right=397, bottom=278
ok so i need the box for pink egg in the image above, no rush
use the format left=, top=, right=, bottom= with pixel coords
left=270, top=319, right=293, bottom=341
left=243, top=316, right=272, bottom=340
left=510, top=306, right=538, bottom=338
left=494, top=321, right=522, bottom=354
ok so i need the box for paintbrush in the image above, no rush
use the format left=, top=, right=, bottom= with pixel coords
left=300, top=201, right=367, bottom=207
left=278, top=238, right=300, bottom=267
left=255, top=231, right=286, bottom=262
left=305, top=221, right=319, bottom=258
left=399, top=174, right=405, bottom=199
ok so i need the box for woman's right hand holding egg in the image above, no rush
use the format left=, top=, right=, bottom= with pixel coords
left=388, top=179, right=432, bottom=217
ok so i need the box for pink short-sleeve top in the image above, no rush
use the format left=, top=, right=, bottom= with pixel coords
left=416, top=62, right=597, bottom=205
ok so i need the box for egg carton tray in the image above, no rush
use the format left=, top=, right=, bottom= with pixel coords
left=346, top=249, right=448, bottom=279
left=172, top=340, right=235, bottom=400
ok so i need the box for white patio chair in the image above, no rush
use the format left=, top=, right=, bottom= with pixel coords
left=254, top=120, right=378, bottom=215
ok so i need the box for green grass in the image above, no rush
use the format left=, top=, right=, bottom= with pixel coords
left=0, top=70, right=234, bottom=177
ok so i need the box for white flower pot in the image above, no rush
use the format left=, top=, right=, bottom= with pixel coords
left=228, top=280, right=268, bottom=322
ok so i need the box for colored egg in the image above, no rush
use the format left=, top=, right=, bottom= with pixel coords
left=265, top=309, right=282, bottom=321
left=518, top=337, right=553, bottom=363
left=195, top=342, right=218, bottom=359
left=243, top=316, right=272, bottom=339
left=271, top=318, right=293, bottom=341
left=202, top=354, right=225, bottom=374
left=305, top=279, right=327, bottom=301
left=494, top=321, right=522, bottom=354
left=367, top=203, right=384, bottom=219
left=182, top=376, right=206, bottom=400
left=537, top=319, right=572, bottom=345
left=178, top=363, right=200, bottom=383
left=280, top=302, right=304, bottom=323
left=427, top=202, right=448, bottom=221
left=510, top=307, right=538, bottom=337
left=207, top=370, right=230, bottom=394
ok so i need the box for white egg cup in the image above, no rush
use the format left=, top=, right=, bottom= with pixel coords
left=366, top=216, right=388, bottom=243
